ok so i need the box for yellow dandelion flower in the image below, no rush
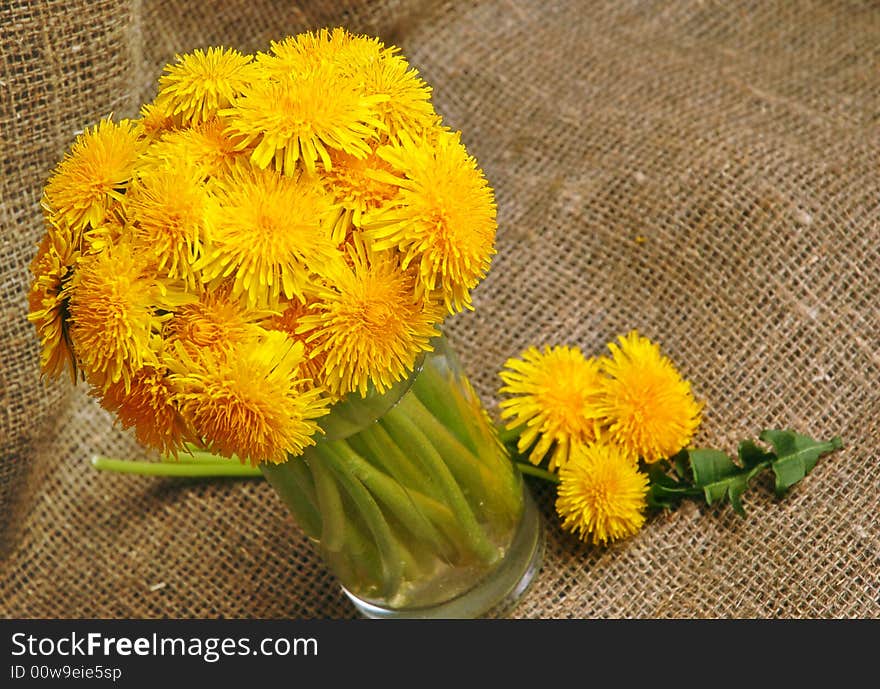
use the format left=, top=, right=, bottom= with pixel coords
left=142, top=118, right=242, bottom=179
left=136, top=102, right=175, bottom=139
left=43, top=118, right=143, bottom=234
left=27, top=234, right=78, bottom=381
left=298, top=239, right=443, bottom=397
left=164, top=283, right=267, bottom=356
left=362, top=131, right=497, bottom=313
left=498, top=345, right=606, bottom=471
left=38, top=208, right=81, bottom=258
left=346, top=44, right=438, bottom=138
left=81, top=201, right=127, bottom=255
left=255, top=27, right=363, bottom=77
left=321, top=148, right=399, bottom=241
left=155, top=47, right=255, bottom=125
left=264, top=298, right=328, bottom=388
left=126, top=164, right=210, bottom=286
left=67, top=242, right=180, bottom=392
left=222, top=64, right=386, bottom=175
left=170, top=331, right=329, bottom=465
left=598, top=331, right=703, bottom=463
left=195, top=165, right=342, bottom=308
left=260, top=28, right=436, bottom=137
left=556, top=442, right=649, bottom=546
left=99, top=365, right=191, bottom=456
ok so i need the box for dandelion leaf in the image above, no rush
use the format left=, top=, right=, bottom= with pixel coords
left=679, top=430, right=841, bottom=516
left=688, top=449, right=755, bottom=516
left=645, top=459, right=695, bottom=509
left=759, top=429, right=843, bottom=497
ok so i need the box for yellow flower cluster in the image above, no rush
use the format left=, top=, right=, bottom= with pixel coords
left=28, top=28, right=497, bottom=466
left=499, top=331, right=703, bottom=545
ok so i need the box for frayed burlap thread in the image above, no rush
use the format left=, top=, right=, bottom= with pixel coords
left=1, top=0, right=878, bottom=618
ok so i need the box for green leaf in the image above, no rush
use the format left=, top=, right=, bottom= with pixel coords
left=759, top=430, right=843, bottom=496
left=687, top=449, right=772, bottom=517
left=645, top=460, right=702, bottom=509
left=674, top=429, right=842, bottom=516
left=689, top=449, right=739, bottom=485
left=738, top=440, right=773, bottom=469
left=669, top=449, right=690, bottom=480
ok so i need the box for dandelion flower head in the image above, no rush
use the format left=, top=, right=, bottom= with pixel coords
left=136, top=102, right=175, bottom=139
left=322, top=148, right=399, bottom=241
left=556, top=442, right=649, bottom=546
left=66, top=242, right=164, bottom=392
left=264, top=298, right=329, bottom=389
left=256, top=28, right=435, bottom=139
left=43, top=118, right=143, bottom=235
left=27, top=234, right=77, bottom=381
left=196, top=164, right=341, bottom=308
left=299, top=239, right=442, bottom=398
left=170, top=332, right=329, bottom=465
left=164, top=284, right=267, bottom=357
left=99, top=365, right=191, bottom=457
left=499, top=345, right=606, bottom=471
left=141, top=118, right=242, bottom=180
left=363, top=131, right=497, bottom=314
left=126, top=164, right=210, bottom=287
left=155, top=47, right=255, bottom=126
left=599, top=330, right=702, bottom=463
left=222, top=61, right=385, bottom=176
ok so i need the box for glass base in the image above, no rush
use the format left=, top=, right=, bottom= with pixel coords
left=343, top=486, right=544, bottom=619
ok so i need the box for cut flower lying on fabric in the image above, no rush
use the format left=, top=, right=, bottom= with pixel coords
left=497, top=331, right=842, bottom=546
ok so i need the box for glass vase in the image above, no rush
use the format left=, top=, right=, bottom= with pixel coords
left=261, top=333, right=544, bottom=619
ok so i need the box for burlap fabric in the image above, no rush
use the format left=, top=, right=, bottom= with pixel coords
left=1, top=0, right=877, bottom=619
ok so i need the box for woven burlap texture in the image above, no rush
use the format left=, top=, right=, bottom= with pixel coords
left=1, top=0, right=877, bottom=618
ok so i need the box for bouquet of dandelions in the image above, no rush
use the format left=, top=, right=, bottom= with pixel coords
left=28, top=28, right=537, bottom=618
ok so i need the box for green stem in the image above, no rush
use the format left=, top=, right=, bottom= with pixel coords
left=402, top=353, right=524, bottom=541
left=317, top=490, right=385, bottom=594
left=399, top=394, right=489, bottom=494
left=260, top=460, right=323, bottom=541
left=497, top=424, right=525, bottom=446
left=302, top=448, right=387, bottom=591
left=167, top=450, right=242, bottom=464
left=399, top=392, right=521, bottom=525
left=330, top=439, right=455, bottom=558
left=309, top=452, right=349, bottom=552
left=381, top=410, right=499, bottom=564
left=337, top=428, right=480, bottom=559
left=516, top=462, right=560, bottom=484
left=314, top=442, right=410, bottom=600
left=411, top=363, right=478, bottom=453
left=91, top=456, right=261, bottom=477
left=356, top=423, right=435, bottom=496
